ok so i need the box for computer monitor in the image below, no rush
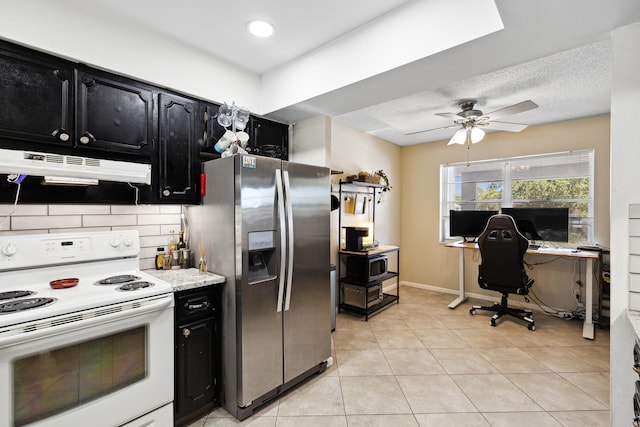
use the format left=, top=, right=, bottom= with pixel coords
left=449, top=210, right=498, bottom=241
left=501, top=207, right=569, bottom=242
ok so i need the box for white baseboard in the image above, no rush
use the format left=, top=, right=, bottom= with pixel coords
left=397, top=281, right=543, bottom=312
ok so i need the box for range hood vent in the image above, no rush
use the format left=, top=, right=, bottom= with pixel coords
left=0, top=149, right=151, bottom=185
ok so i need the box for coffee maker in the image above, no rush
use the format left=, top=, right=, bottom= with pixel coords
left=343, top=226, right=369, bottom=251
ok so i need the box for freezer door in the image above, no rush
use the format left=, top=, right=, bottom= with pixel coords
left=282, top=161, right=331, bottom=383
left=236, top=155, right=284, bottom=406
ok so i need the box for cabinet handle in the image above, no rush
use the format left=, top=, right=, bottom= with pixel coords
left=78, top=132, right=95, bottom=145
left=163, top=187, right=172, bottom=197
left=203, top=131, right=208, bottom=142
left=51, top=128, right=70, bottom=142
left=182, top=328, right=191, bottom=337
left=83, top=78, right=96, bottom=87
left=52, top=69, right=68, bottom=82
left=203, top=111, right=209, bottom=123
left=186, top=301, right=210, bottom=311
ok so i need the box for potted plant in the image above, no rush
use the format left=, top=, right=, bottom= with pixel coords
left=374, top=170, right=392, bottom=203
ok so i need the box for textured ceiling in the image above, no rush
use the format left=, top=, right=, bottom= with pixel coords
left=334, top=40, right=612, bottom=145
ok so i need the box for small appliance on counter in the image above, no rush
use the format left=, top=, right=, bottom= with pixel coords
left=343, top=226, right=369, bottom=251
left=346, top=254, right=388, bottom=283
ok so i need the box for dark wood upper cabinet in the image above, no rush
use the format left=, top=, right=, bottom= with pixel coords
left=0, top=42, right=74, bottom=146
left=0, top=40, right=292, bottom=205
left=248, top=117, right=289, bottom=160
left=197, top=102, right=224, bottom=161
left=76, top=69, right=154, bottom=157
left=157, top=92, right=199, bottom=203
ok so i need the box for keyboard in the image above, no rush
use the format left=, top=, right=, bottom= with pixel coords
left=535, top=247, right=578, bottom=254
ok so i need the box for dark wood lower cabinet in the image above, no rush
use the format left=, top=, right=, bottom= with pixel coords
left=174, top=286, right=220, bottom=426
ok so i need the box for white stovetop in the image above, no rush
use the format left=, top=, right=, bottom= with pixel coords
left=0, top=259, right=173, bottom=327
left=0, top=230, right=173, bottom=327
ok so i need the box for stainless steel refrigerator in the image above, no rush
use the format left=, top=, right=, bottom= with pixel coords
left=186, top=155, right=332, bottom=420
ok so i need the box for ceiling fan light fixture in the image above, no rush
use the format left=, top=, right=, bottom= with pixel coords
left=448, top=128, right=467, bottom=145
left=470, top=126, right=485, bottom=143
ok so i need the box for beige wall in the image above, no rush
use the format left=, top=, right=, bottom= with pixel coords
left=291, top=116, right=331, bottom=167
left=328, top=120, right=402, bottom=266
left=400, top=115, right=610, bottom=308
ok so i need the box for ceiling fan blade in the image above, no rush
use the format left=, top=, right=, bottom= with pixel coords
left=484, top=100, right=538, bottom=120
left=434, top=112, right=460, bottom=120
left=483, top=121, right=529, bottom=132
left=405, top=124, right=459, bottom=136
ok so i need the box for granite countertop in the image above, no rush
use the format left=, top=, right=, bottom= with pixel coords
left=145, top=268, right=225, bottom=292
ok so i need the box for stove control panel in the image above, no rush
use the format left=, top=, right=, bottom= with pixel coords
left=0, top=230, right=140, bottom=270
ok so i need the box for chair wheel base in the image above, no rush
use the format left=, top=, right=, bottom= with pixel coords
left=469, top=300, right=535, bottom=331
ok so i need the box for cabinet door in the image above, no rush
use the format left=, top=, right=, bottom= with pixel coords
left=175, top=318, right=216, bottom=419
left=198, top=102, right=225, bottom=159
left=76, top=69, right=154, bottom=156
left=158, top=93, right=199, bottom=202
left=0, top=42, right=73, bottom=146
left=248, top=117, right=289, bottom=160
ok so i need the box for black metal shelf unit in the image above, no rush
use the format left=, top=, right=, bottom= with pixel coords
left=338, top=245, right=400, bottom=320
left=337, top=180, right=400, bottom=320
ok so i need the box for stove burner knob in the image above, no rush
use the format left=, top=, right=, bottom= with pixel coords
left=2, top=243, right=17, bottom=257
left=122, top=236, right=133, bottom=247
left=109, top=237, right=122, bottom=248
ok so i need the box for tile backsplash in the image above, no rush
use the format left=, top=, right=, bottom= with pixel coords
left=630, top=204, right=640, bottom=310
left=0, top=204, right=183, bottom=270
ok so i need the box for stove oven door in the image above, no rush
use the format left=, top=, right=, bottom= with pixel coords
left=0, top=294, right=174, bottom=427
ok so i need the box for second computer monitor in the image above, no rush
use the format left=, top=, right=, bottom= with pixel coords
left=501, top=207, right=569, bottom=242
left=449, top=210, right=498, bottom=241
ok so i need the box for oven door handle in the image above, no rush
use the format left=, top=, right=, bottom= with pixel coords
left=0, top=294, right=174, bottom=348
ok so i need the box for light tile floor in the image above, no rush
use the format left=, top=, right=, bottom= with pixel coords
left=187, top=286, right=610, bottom=426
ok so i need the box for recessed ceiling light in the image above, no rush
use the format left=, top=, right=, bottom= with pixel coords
left=247, top=20, right=274, bottom=38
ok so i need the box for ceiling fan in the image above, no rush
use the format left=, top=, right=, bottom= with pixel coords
left=407, top=99, right=538, bottom=145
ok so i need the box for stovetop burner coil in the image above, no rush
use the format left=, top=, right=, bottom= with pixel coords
left=0, top=290, right=36, bottom=301
left=117, top=281, right=154, bottom=291
left=0, top=297, right=56, bottom=314
left=95, top=274, right=142, bottom=285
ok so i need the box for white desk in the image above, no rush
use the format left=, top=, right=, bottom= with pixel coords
left=445, top=241, right=600, bottom=339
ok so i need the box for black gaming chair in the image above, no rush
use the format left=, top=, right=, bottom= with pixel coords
left=470, top=214, right=536, bottom=330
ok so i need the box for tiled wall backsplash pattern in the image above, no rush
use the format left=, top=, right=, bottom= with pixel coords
left=630, top=204, right=640, bottom=310
left=0, top=204, right=183, bottom=271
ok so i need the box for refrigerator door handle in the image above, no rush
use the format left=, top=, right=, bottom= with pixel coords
left=283, top=170, right=295, bottom=311
left=275, top=169, right=286, bottom=313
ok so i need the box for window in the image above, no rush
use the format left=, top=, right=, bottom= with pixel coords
left=440, top=150, right=594, bottom=243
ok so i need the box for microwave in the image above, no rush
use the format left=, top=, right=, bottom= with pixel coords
left=343, top=283, right=383, bottom=309
left=346, top=255, right=388, bottom=283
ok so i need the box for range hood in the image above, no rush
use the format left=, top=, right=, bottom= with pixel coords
left=0, top=149, right=151, bottom=185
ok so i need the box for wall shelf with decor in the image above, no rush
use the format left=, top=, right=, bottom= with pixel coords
left=337, top=180, right=399, bottom=320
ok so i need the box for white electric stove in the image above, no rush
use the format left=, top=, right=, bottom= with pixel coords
left=0, top=230, right=175, bottom=427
